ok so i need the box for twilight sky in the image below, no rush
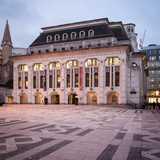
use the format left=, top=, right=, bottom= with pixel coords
left=0, top=0, right=159, bottom=48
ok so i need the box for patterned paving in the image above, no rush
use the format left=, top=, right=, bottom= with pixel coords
left=0, top=105, right=160, bottom=160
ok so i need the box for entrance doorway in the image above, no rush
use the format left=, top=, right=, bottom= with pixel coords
left=107, top=92, right=119, bottom=104
left=20, top=93, right=28, bottom=104
left=68, top=93, right=78, bottom=104
left=87, top=91, right=97, bottom=105
left=51, top=94, right=60, bottom=104
left=35, top=92, right=43, bottom=104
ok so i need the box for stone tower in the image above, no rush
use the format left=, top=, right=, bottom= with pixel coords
left=0, top=20, right=13, bottom=85
left=1, top=20, right=12, bottom=64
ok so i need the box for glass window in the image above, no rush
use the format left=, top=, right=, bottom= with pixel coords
left=62, top=33, right=68, bottom=41
left=54, top=34, right=60, bottom=41
left=66, top=60, right=79, bottom=88
left=49, top=75, right=53, bottom=88
left=71, top=32, right=77, bottom=40
left=18, top=76, right=22, bottom=89
left=56, top=70, right=61, bottom=88
left=79, top=31, right=85, bottom=39
left=85, top=59, right=98, bottom=88
left=105, top=66, right=110, bottom=87
left=33, top=75, right=36, bottom=89
left=85, top=68, right=90, bottom=87
left=115, top=66, right=120, bottom=86
left=46, top=35, right=52, bottom=43
left=88, top=29, right=94, bottom=37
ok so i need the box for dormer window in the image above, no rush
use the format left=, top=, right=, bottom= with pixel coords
left=88, top=29, right=94, bottom=37
left=46, top=35, right=53, bottom=43
left=71, top=32, right=77, bottom=40
left=62, top=33, right=68, bottom=41
left=54, top=34, right=60, bottom=41
left=79, top=31, right=85, bottom=39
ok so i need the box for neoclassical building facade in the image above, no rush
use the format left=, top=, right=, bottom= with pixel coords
left=12, top=18, right=145, bottom=105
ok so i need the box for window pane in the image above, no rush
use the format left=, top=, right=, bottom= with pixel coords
left=33, top=76, right=36, bottom=89
left=106, top=67, right=110, bottom=87
left=115, top=66, right=120, bottom=86
left=85, top=68, right=89, bottom=87
left=57, top=70, right=61, bottom=88
left=74, top=68, right=79, bottom=88
left=49, top=75, right=53, bottom=88
left=94, top=67, right=98, bottom=87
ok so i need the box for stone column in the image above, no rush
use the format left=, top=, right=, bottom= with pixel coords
left=28, top=65, right=33, bottom=103
left=61, top=62, right=66, bottom=104
left=120, top=56, right=127, bottom=104
left=13, top=65, right=18, bottom=103
left=98, top=59, right=105, bottom=104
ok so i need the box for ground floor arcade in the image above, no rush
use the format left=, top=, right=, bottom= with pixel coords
left=16, top=90, right=120, bottom=105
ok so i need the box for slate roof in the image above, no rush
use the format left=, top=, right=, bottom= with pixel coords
left=30, top=18, right=129, bottom=47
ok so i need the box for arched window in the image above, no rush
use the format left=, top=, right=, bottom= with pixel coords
left=54, top=34, right=60, bottom=41
left=46, top=35, right=53, bottom=43
left=88, top=29, right=94, bottom=37
left=18, top=64, right=28, bottom=89
left=62, top=33, right=68, bottom=41
left=49, top=62, right=61, bottom=89
left=33, top=64, right=45, bottom=89
left=105, top=57, right=121, bottom=87
left=71, top=32, right=77, bottom=40
left=79, top=31, right=85, bottom=39
left=66, top=60, right=79, bottom=88
left=85, top=58, right=99, bottom=88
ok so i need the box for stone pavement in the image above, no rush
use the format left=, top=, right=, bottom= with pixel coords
left=0, top=105, right=160, bottom=160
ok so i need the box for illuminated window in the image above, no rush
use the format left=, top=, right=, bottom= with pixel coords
left=85, top=59, right=99, bottom=87
left=66, top=60, right=79, bottom=88
left=33, top=64, right=44, bottom=71
left=18, top=65, right=28, bottom=89
left=33, top=64, right=45, bottom=89
left=48, top=62, right=61, bottom=89
left=105, top=57, right=121, bottom=87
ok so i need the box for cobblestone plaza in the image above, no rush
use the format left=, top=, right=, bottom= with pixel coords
left=0, top=105, right=160, bottom=160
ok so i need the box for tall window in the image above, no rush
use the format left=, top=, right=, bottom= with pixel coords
left=66, top=60, right=79, bottom=88
left=49, top=62, right=61, bottom=89
left=33, top=63, right=45, bottom=89
left=18, top=64, right=28, bottom=89
left=88, top=29, right=94, bottom=37
left=54, top=34, right=60, bottom=41
left=79, top=31, right=85, bottom=39
left=62, top=33, right=68, bottom=41
left=46, top=35, right=52, bottom=43
left=71, top=32, right=77, bottom=40
left=85, top=58, right=99, bottom=88
left=105, top=57, right=120, bottom=88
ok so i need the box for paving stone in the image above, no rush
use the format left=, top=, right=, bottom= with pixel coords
left=0, top=105, right=160, bottom=160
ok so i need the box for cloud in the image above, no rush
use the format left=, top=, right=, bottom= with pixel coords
left=0, top=0, right=159, bottom=47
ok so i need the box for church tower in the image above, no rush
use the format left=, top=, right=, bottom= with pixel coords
left=1, top=20, right=12, bottom=64
left=0, top=20, right=13, bottom=85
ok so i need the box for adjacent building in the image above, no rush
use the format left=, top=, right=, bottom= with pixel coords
left=12, top=18, right=145, bottom=105
left=141, top=44, right=160, bottom=103
left=0, top=21, right=13, bottom=104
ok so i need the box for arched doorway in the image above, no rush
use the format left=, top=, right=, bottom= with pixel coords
left=107, top=92, right=119, bottom=104
left=20, top=93, right=28, bottom=104
left=51, top=93, right=60, bottom=104
left=35, top=92, right=44, bottom=104
left=68, top=93, right=78, bottom=104
left=87, top=91, right=97, bottom=105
